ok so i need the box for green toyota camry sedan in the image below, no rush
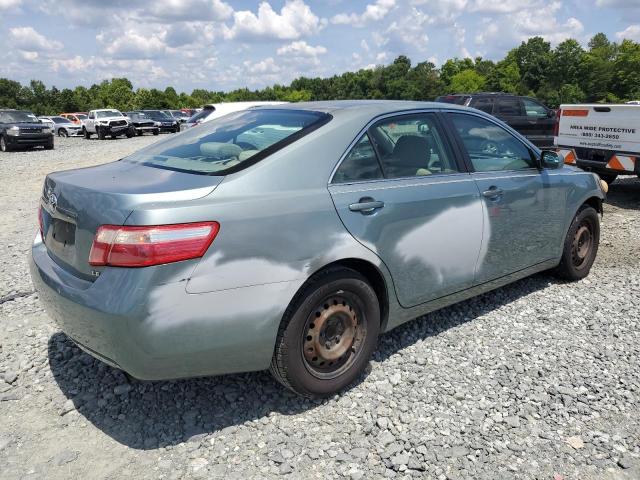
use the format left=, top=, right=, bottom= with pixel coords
left=30, top=101, right=605, bottom=397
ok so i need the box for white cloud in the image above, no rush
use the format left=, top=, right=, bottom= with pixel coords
left=97, top=30, right=168, bottom=60
left=277, top=41, right=327, bottom=57
left=0, top=0, right=21, bottom=10
left=9, top=26, right=62, bottom=52
left=225, top=0, right=324, bottom=41
left=331, top=0, right=396, bottom=27
left=244, top=57, right=281, bottom=74
left=617, top=24, right=640, bottom=41
left=149, top=0, right=232, bottom=22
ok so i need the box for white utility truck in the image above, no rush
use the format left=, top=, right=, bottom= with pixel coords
left=555, top=103, right=640, bottom=184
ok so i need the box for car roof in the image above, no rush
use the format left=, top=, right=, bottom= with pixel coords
left=250, top=99, right=472, bottom=119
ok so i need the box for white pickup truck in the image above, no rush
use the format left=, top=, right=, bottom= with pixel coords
left=83, top=109, right=133, bottom=140
left=555, top=103, right=639, bottom=184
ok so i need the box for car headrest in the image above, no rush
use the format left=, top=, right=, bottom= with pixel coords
left=392, top=135, right=430, bottom=167
left=200, top=142, right=243, bottom=159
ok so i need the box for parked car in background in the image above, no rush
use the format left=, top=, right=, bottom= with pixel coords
left=31, top=101, right=605, bottom=397
left=555, top=103, right=640, bottom=184
left=626, top=101, right=640, bottom=105
left=125, top=111, right=160, bottom=136
left=83, top=109, right=133, bottom=140
left=139, top=110, right=180, bottom=133
left=40, top=116, right=83, bottom=137
left=38, top=116, right=55, bottom=131
left=1, top=109, right=53, bottom=151
left=182, top=102, right=287, bottom=130
left=60, top=113, right=88, bottom=126
left=435, top=93, right=557, bottom=149
left=162, top=109, right=191, bottom=123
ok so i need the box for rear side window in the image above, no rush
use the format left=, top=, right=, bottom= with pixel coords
left=470, top=98, right=494, bottom=114
left=333, top=134, right=383, bottom=183
left=436, top=95, right=469, bottom=105
left=496, top=98, right=523, bottom=116
left=188, top=109, right=213, bottom=123
left=125, top=109, right=331, bottom=175
left=449, top=113, right=535, bottom=172
left=371, top=113, right=460, bottom=178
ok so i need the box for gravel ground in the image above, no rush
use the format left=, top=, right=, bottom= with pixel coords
left=0, top=137, right=639, bottom=480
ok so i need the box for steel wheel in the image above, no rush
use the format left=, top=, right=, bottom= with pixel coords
left=302, top=293, right=367, bottom=380
left=571, top=222, right=593, bottom=269
left=270, top=267, right=380, bottom=397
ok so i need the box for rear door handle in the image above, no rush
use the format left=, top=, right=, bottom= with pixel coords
left=482, top=187, right=504, bottom=199
left=349, top=197, right=385, bottom=214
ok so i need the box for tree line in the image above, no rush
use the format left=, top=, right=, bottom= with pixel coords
left=0, top=33, right=638, bottom=116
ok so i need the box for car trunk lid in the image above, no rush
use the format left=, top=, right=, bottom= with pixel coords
left=41, top=161, right=223, bottom=280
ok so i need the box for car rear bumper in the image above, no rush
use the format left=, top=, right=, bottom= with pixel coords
left=30, top=232, right=298, bottom=380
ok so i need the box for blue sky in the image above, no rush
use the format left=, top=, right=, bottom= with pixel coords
left=0, top=0, right=638, bottom=93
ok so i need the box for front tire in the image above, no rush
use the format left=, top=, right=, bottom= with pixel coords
left=153, top=129, right=159, bottom=135
left=83, top=127, right=91, bottom=139
left=59, top=129, right=68, bottom=138
left=0, top=135, right=12, bottom=152
left=97, top=127, right=106, bottom=140
left=554, top=205, right=600, bottom=281
left=270, top=267, right=380, bottom=398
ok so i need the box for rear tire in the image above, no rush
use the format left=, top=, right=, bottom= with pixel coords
left=554, top=205, right=599, bottom=281
left=153, top=129, right=159, bottom=135
left=598, top=173, right=617, bottom=185
left=270, top=267, right=380, bottom=398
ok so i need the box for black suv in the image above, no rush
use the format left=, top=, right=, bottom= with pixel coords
left=139, top=110, right=180, bottom=133
left=435, top=93, right=556, bottom=149
left=0, top=109, right=54, bottom=152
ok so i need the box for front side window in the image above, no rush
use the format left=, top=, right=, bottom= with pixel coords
left=333, top=134, right=383, bottom=183
left=369, top=113, right=460, bottom=179
left=125, top=109, right=330, bottom=175
left=523, top=98, right=548, bottom=118
left=449, top=113, right=536, bottom=172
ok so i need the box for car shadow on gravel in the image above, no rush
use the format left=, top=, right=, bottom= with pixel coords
left=605, top=177, right=640, bottom=211
left=49, top=272, right=553, bottom=450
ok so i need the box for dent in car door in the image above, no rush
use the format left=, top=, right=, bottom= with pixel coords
left=446, top=112, right=567, bottom=282
left=328, top=113, right=484, bottom=308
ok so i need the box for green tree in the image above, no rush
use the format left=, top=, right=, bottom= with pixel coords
left=449, top=70, right=486, bottom=93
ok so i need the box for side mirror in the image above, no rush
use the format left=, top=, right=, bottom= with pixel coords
left=541, top=150, right=563, bottom=169
left=547, top=110, right=556, bottom=118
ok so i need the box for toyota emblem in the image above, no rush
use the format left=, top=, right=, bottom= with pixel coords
left=48, top=192, right=57, bottom=210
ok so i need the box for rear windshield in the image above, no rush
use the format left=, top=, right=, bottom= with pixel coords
left=124, top=109, right=330, bottom=175
left=436, top=95, right=469, bottom=105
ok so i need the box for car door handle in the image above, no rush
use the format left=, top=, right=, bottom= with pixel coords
left=349, top=198, right=385, bottom=213
left=482, top=187, right=504, bottom=199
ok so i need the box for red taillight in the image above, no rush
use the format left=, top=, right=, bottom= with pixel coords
left=88, top=222, right=219, bottom=267
left=553, top=109, right=561, bottom=137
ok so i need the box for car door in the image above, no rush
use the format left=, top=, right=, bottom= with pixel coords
left=445, top=111, right=567, bottom=283
left=328, top=112, right=484, bottom=308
